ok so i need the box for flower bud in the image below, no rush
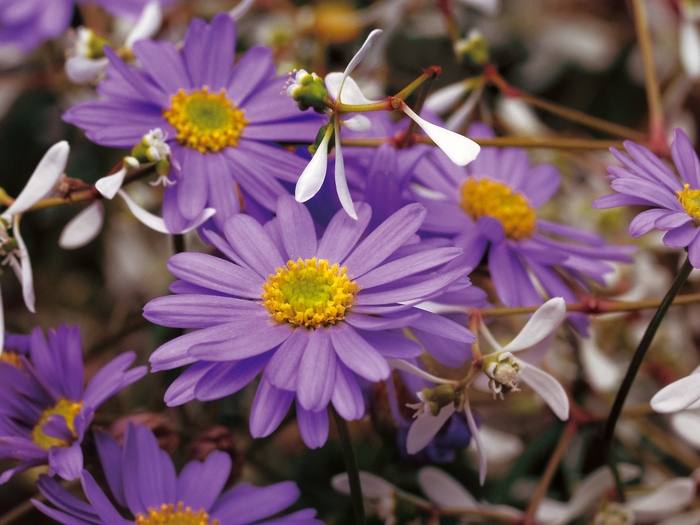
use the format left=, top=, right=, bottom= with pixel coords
left=455, top=30, right=490, bottom=65
left=285, top=70, right=330, bottom=113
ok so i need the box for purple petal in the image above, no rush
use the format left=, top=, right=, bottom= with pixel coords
left=296, top=404, right=329, bottom=449
left=48, top=442, right=83, bottom=481
left=94, top=432, right=126, bottom=507
left=166, top=252, right=263, bottom=297
left=164, top=362, right=216, bottom=406
left=663, top=223, right=700, bottom=248
left=83, top=352, right=145, bottom=408
left=194, top=352, right=272, bottom=401
left=265, top=329, right=309, bottom=391
left=331, top=361, right=365, bottom=420
left=655, top=211, right=693, bottom=230
left=227, top=45, right=275, bottom=104
left=131, top=39, right=191, bottom=93
left=354, top=268, right=465, bottom=305
left=344, top=311, right=421, bottom=331
left=688, top=234, right=700, bottom=269
left=356, top=247, right=462, bottom=289
left=408, top=310, right=475, bottom=343
left=223, top=214, right=286, bottom=278
left=249, top=377, right=294, bottom=438
left=672, top=128, right=700, bottom=188
left=211, top=481, right=300, bottom=525
left=329, top=323, right=390, bottom=382
left=81, top=471, right=132, bottom=525
left=144, top=295, right=261, bottom=329
left=317, top=203, right=371, bottom=263
left=177, top=451, right=231, bottom=512
left=628, top=208, right=672, bottom=237
left=297, top=330, right=336, bottom=412
left=177, top=149, right=209, bottom=220
left=276, top=195, right=317, bottom=260
left=353, top=329, right=424, bottom=359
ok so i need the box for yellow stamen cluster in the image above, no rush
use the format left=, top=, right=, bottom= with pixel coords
left=262, top=257, right=359, bottom=329
left=31, top=398, right=83, bottom=450
left=163, top=87, right=248, bottom=154
left=460, top=177, right=536, bottom=240
left=676, top=183, right=700, bottom=222
left=135, top=502, right=219, bottom=525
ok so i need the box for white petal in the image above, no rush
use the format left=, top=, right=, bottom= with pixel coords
left=118, top=190, right=215, bottom=234
left=680, top=21, right=700, bottom=79
left=59, top=201, right=104, bottom=249
left=465, top=399, right=487, bottom=485
left=469, top=425, right=524, bottom=465
left=325, top=72, right=377, bottom=105
left=424, top=81, right=468, bottom=114
left=502, top=297, right=566, bottom=354
left=4, top=141, right=69, bottom=217
left=12, top=216, right=34, bottom=313
left=455, top=0, right=501, bottom=16
left=670, top=411, right=700, bottom=449
left=417, top=467, right=478, bottom=510
left=627, top=478, right=696, bottom=522
left=95, top=167, right=127, bottom=200
left=657, top=508, right=700, bottom=525
left=651, top=374, right=700, bottom=413
left=295, top=127, right=331, bottom=202
left=580, top=336, right=623, bottom=393
left=228, top=0, right=256, bottom=20
left=331, top=471, right=395, bottom=498
left=125, top=1, right=162, bottom=47
left=535, top=499, right=572, bottom=525
left=333, top=120, right=357, bottom=219
left=65, top=56, right=109, bottom=84
left=445, top=85, right=483, bottom=131
left=518, top=361, right=569, bottom=420
left=342, top=114, right=371, bottom=132
left=402, top=104, right=480, bottom=166
left=387, top=359, right=454, bottom=384
left=339, top=29, right=383, bottom=96
left=406, top=403, right=455, bottom=454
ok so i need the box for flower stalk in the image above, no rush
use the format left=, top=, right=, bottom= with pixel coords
left=331, top=407, right=366, bottom=525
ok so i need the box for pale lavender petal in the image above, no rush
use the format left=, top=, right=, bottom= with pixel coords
left=331, top=361, right=365, bottom=420
left=672, top=128, right=700, bottom=188
left=356, top=247, right=462, bottom=289
left=276, top=195, right=317, bottom=260
left=651, top=373, right=700, bottom=412
left=297, top=330, right=336, bottom=412
left=329, top=323, right=390, bottom=382
left=406, top=404, right=455, bottom=454
left=223, top=214, right=286, bottom=278
left=518, top=361, right=569, bottom=420
left=177, top=451, right=231, bottom=511
left=250, top=377, right=294, bottom=438
left=663, top=224, right=700, bottom=249
left=48, top=442, right=83, bottom=481
left=265, top=329, right=309, bottom=391
left=655, top=211, right=693, bottom=230
left=166, top=252, right=262, bottom=297
left=317, top=202, right=371, bottom=263
left=194, top=352, right=272, bottom=401
left=296, top=404, right=329, bottom=449
left=628, top=208, right=673, bottom=237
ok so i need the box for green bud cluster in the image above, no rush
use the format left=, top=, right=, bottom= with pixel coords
left=419, top=384, right=464, bottom=416
left=291, top=73, right=330, bottom=113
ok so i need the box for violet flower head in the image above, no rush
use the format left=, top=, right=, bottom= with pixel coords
left=144, top=196, right=475, bottom=448
left=0, top=325, right=146, bottom=483
left=593, top=128, right=700, bottom=268
left=34, top=424, right=321, bottom=525
left=414, top=123, right=634, bottom=333
left=63, top=13, right=322, bottom=231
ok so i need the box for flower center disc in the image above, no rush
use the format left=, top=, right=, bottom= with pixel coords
left=0, top=350, right=22, bottom=369
left=135, top=502, right=219, bottom=525
left=676, top=183, right=700, bottom=222
left=31, top=398, right=83, bottom=450
left=163, top=87, right=248, bottom=154
left=460, top=178, right=536, bottom=240
left=262, top=257, right=359, bottom=329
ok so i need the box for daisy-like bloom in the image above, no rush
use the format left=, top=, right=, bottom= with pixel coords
left=0, top=0, right=169, bottom=52
left=143, top=196, right=475, bottom=448
left=0, top=325, right=146, bottom=483
left=63, top=13, right=322, bottom=231
left=593, top=128, right=700, bottom=268
left=415, top=123, right=633, bottom=332
left=33, top=424, right=321, bottom=525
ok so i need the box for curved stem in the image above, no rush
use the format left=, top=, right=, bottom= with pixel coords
left=602, top=255, right=694, bottom=499
left=331, top=407, right=366, bottom=525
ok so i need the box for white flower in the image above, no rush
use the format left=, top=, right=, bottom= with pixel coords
left=650, top=364, right=700, bottom=413
left=0, top=141, right=69, bottom=351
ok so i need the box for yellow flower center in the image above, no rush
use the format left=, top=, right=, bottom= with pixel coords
left=134, top=502, right=219, bottom=525
left=459, top=178, right=536, bottom=240
left=31, top=398, right=83, bottom=450
left=163, top=87, right=248, bottom=154
left=0, top=350, right=23, bottom=369
left=261, top=257, right=359, bottom=329
left=676, top=183, right=700, bottom=222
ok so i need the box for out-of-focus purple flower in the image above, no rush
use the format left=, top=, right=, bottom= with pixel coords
left=414, top=123, right=634, bottom=333
left=143, top=196, right=474, bottom=448
left=64, top=13, right=322, bottom=231
left=34, top=424, right=321, bottom=525
left=0, top=0, right=170, bottom=52
left=593, top=128, right=700, bottom=268
left=0, top=325, right=146, bottom=483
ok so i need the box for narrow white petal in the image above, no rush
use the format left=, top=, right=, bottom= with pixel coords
left=518, top=361, right=569, bottom=420
left=12, top=216, right=34, bottom=313
left=417, top=467, right=478, bottom=510
left=627, top=478, right=695, bottom=522
left=651, top=374, right=700, bottom=413
left=670, top=412, right=700, bottom=449
left=125, top=1, right=162, bottom=47
left=402, top=104, right=480, bottom=166
left=535, top=499, right=571, bottom=525
left=680, top=21, right=700, bottom=79
left=406, top=403, right=455, bottom=454
left=325, top=72, right=377, bottom=105
left=342, top=114, right=372, bottom=132
left=424, top=81, right=468, bottom=114
left=59, top=201, right=104, bottom=249
left=117, top=190, right=215, bottom=234
left=333, top=119, right=357, bottom=219
left=456, top=0, right=501, bottom=16
left=331, top=471, right=395, bottom=498
left=469, top=425, right=524, bottom=465
left=387, top=359, right=454, bottom=384
left=445, top=85, right=484, bottom=131
left=502, top=297, right=566, bottom=354
left=65, top=56, right=109, bottom=84
left=580, top=336, right=623, bottom=393
left=95, top=167, right=127, bottom=200
left=229, top=0, right=256, bottom=20
left=4, top=141, right=69, bottom=217
left=295, top=128, right=332, bottom=202
left=465, top=399, right=486, bottom=485
left=339, top=29, right=383, bottom=96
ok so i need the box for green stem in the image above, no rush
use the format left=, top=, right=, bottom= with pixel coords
left=331, top=407, right=366, bottom=525
left=172, top=234, right=185, bottom=254
left=602, top=255, right=694, bottom=500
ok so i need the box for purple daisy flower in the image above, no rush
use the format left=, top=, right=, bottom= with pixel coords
left=64, top=13, right=322, bottom=231
left=592, top=128, right=700, bottom=267
left=0, top=0, right=169, bottom=52
left=0, top=325, right=146, bottom=483
left=413, top=123, right=634, bottom=333
left=34, top=424, right=321, bottom=525
left=143, top=196, right=475, bottom=448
